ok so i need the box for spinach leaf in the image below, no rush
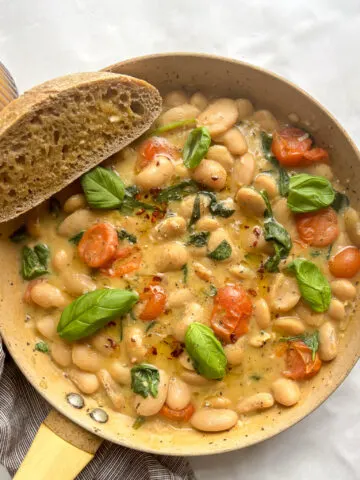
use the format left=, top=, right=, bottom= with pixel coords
left=287, top=174, right=335, bottom=213
left=57, top=289, right=138, bottom=341
left=156, top=180, right=199, bottom=203
left=188, top=194, right=201, bottom=229
left=208, top=240, right=232, bottom=261
left=287, top=258, right=331, bottom=312
left=199, top=191, right=235, bottom=218
left=21, top=244, right=50, bottom=280
left=280, top=331, right=319, bottom=360
left=132, top=416, right=146, bottom=429
left=49, top=197, right=61, bottom=217
left=185, top=322, right=227, bottom=380
left=81, top=167, right=125, bottom=209
left=187, top=231, right=210, bottom=247
left=331, top=191, right=350, bottom=212
left=34, top=341, right=49, bottom=353
left=310, top=250, right=321, bottom=258
left=131, top=364, right=160, bottom=398
left=206, top=284, right=218, bottom=297
left=9, top=224, right=29, bottom=243
left=250, top=374, right=262, bottom=381
left=182, top=264, right=188, bottom=284
left=117, top=229, right=137, bottom=244
left=260, top=131, right=290, bottom=196
left=183, top=127, right=211, bottom=169
left=145, top=320, right=157, bottom=332
left=326, top=244, right=333, bottom=260
left=259, top=191, right=292, bottom=272
left=150, top=118, right=196, bottom=136
left=120, top=186, right=157, bottom=215
left=69, top=231, right=85, bottom=245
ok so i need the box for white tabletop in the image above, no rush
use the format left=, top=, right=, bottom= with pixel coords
left=1, top=1, right=359, bottom=479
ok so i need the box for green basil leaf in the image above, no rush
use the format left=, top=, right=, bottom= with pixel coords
left=188, top=194, right=201, bottom=229
left=69, top=231, right=85, bottom=245
left=187, top=231, right=210, bottom=247
left=117, top=229, right=137, bottom=244
left=185, top=322, right=227, bottom=380
left=57, top=288, right=138, bottom=341
left=331, top=191, right=350, bottom=212
left=287, top=174, right=335, bottom=213
left=183, top=127, right=211, bottom=169
left=149, top=118, right=196, bottom=136
left=49, top=197, right=61, bottom=217
left=132, top=415, right=146, bottom=429
left=208, top=240, right=232, bottom=261
left=120, top=186, right=157, bottom=215
left=9, top=224, right=29, bottom=243
left=34, top=341, right=49, bottom=353
left=260, top=132, right=290, bottom=197
left=131, top=364, right=160, bottom=398
left=280, top=331, right=319, bottom=360
left=81, top=167, right=125, bottom=209
left=287, top=258, right=331, bottom=312
left=182, top=263, right=188, bottom=284
left=21, top=244, right=49, bottom=280
left=156, top=180, right=199, bottom=203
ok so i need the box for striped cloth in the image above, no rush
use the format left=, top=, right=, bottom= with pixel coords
left=0, top=339, right=195, bottom=479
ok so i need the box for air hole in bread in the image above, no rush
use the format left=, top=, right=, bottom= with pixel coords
left=9, top=189, right=16, bottom=197
left=120, top=93, right=129, bottom=103
left=15, top=155, right=25, bottom=165
left=130, top=101, right=144, bottom=115
left=53, top=130, right=60, bottom=144
left=62, top=145, right=69, bottom=155
left=103, top=87, right=119, bottom=100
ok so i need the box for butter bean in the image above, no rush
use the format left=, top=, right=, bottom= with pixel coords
left=190, top=408, right=238, bottom=432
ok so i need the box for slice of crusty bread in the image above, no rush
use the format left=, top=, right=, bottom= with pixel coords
left=0, top=71, right=162, bottom=222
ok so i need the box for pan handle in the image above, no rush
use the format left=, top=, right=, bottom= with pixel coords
left=14, top=410, right=103, bottom=479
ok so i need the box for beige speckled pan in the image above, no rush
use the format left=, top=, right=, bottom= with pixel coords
left=0, top=54, right=359, bottom=479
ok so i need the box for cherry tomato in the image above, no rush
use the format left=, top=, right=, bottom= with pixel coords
left=139, top=282, right=167, bottom=320
left=329, top=246, right=360, bottom=278
left=283, top=341, right=322, bottom=380
left=78, top=223, right=118, bottom=268
left=160, top=403, right=195, bottom=422
left=271, top=127, right=312, bottom=166
left=303, top=147, right=329, bottom=163
left=101, top=245, right=142, bottom=277
left=137, top=137, right=178, bottom=170
left=295, top=208, right=339, bottom=247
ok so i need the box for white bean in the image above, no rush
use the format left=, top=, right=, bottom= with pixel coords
left=58, top=209, right=96, bottom=238
left=190, top=408, right=238, bottom=432
left=192, top=159, right=227, bottom=190
left=204, top=396, right=232, bottom=409
left=318, top=322, right=338, bottom=361
left=270, top=274, right=301, bottom=312
left=26, top=215, right=42, bottom=238
left=134, top=370, right=169, bottom=416
left=36, top=316, right=58, bottom=340
left=173, top=303, right=204, bottom=342
left=63, top=194, right=87, bottom=214
left=153, top=216, right=187, bottom=240
left=178, top=351, right=195, bottom=371
left=178, top=194, right=210, bottom=219
left=252, top=110, right=279, bottom=132
left=164, top=90, right=189, bottom=108
left=295, top=303, right=324, bottom=327
left=98, top=369, right=125, bottom=411
left=190, top=92, right=208, bottom=111
left=229, top=263, right=256, bottom=280
left=155, top=242, right=189, bottom=272
left=273, top=317, right=305, bottom=335
left=235, top=187, right=266, bottom=217
left=68, top=369, right=100, bottom=394
left=236, top=99, right=254, bottom=120
left=272, top=378, right=300, bottom=406
left=62, top=271, right=96, bottom=297
left=196, top=216, right=220, bottom=232
left=50, top=341, right=72, bottom=367
left=52, top=249, right=71, bottom=272
left=72, top=344, right=102, bottom=373
left=207, top=228, right=235, bottom=262
left=197, top=98, right=238, bottom=136
left=224, top=338, right=245, bottom=366
left=180, top=371, right=214, bottom=386
left=244, top=227, right=274, bottom=254
left=124, top=326, right=147, bottom=364
left=253, top=298, right=271, bottom=329
left=167, top=377, right=192, bottom=410
left=90, top=331, right=117, bottom=357
left=254, top=174, right=278, bottom=198
left=193, top=262, right=213, bottom=282
left=331, top=279, right=357, bottom=301
left=135, top=155, right=174, bottom=191
left=272, top=198, right=297, bottom=236
left=108, top=361, right=131, bottom=385
left=31, top=283, right=67, bottom=309
left=233, top=153, right=256, bottom=187
left=236, top=393, right=274, bottom=414
left=167, top=288, right=193, bottom=309
left=249, top=331, right=271, bottom=348
left=159, top=104, right=199, bottom=126
left=214, top=127, right=248, bottom=156
left=206, top=145, right=234, bottom=171
left=344, top=208, right=360, bottom=248
left=305, top=163, right=334, bottom=181
left=328, top=298, right=346, bottom=322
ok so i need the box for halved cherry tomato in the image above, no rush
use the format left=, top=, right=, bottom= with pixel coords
left=303, top=147, right=329, bottom=163
left=101, top=245, right=142, bottom=277
left=160, top=403, right=195, bottom=422
left=78, top=223, right=118, bottom=268
left=283, top=341, right=322, bottom=380
left=137, top=137, right=178, bottom=170
left=295, top=207, right=339, bottom=247
left=272, top=127, right=313, bottom=166
left=329, top=246, right=360, bottom=278
left=210, top=285, right=253, bottom=344
left=139, top=282, right=167, bottom=320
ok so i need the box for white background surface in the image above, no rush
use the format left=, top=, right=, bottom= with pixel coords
left=0, top=0, right=359, bottom=479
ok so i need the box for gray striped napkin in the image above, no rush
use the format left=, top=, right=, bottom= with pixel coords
left=0, top=339, right=195, bottom=479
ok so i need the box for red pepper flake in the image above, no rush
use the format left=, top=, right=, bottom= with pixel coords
left=243, top=225, right=250, bottom=229
left=253, top=226, right=261, bottom=238
left=145, top=213, right=150, bottom=219
left=136, top=208, right=145, bottom=215
left=152, top=275, right=162, bottom=282
left=247, top=288, right=257, bottom=297
left=252, top=240, right=258, bottom=248
left=170, top=346, right=184, bottom=358
left=230, top=333, right=237, bottom=344
left=107, top=321, right=116, bottom=327
left=150, top=346, right=158, bottom=355
left=106, top=338, right=117, bottom=349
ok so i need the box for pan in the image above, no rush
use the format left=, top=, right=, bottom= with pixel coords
left=0, top=54, right=359, bottom=479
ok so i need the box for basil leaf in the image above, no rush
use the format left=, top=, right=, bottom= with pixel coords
left=185, top=322, right=227, bottom=380
left=21, top=244, right=49, bottom=280
left=34, top=341, right=49, bottom=353
left=188, top=194, right=201, bottom=229
left=259, top=190, right=292, bottom=272
left=131, top=363, right=160, bottom=398
left=199, top=191, right=235, bottom=218
left=331, top=191, right=350, bottom=212
left=260, top=131, right=289, bottom=197
left=9, top=224, right=28, bottom=243
left=120, top=186, right=157, bottom=215
left=187, top=231, right=210, bottom=247
left=132, top=416, right=146, bottom=429
left=208, top=240, right=232, bottom=261
left=117, top=229, right=137, bottom=244
left=287, top=258, right=331, bottom=312
left=81, top=167, right=125, bottom=209
left=182, top=264, right=188, bottom=284
left=150, top=118, right=196, bottom=136
left=287, top=174, right=335, bottom=213
left=57, top=288, right=138, bottom=341
left=183, top=127, right=211, bottom=169
left=69, top=231, right=85, bottom=245
left=49, top=197, right=61, bottom=217
left=280, top=331, right=319, bottom=360
left=156, top=180, right=199, bottom=203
